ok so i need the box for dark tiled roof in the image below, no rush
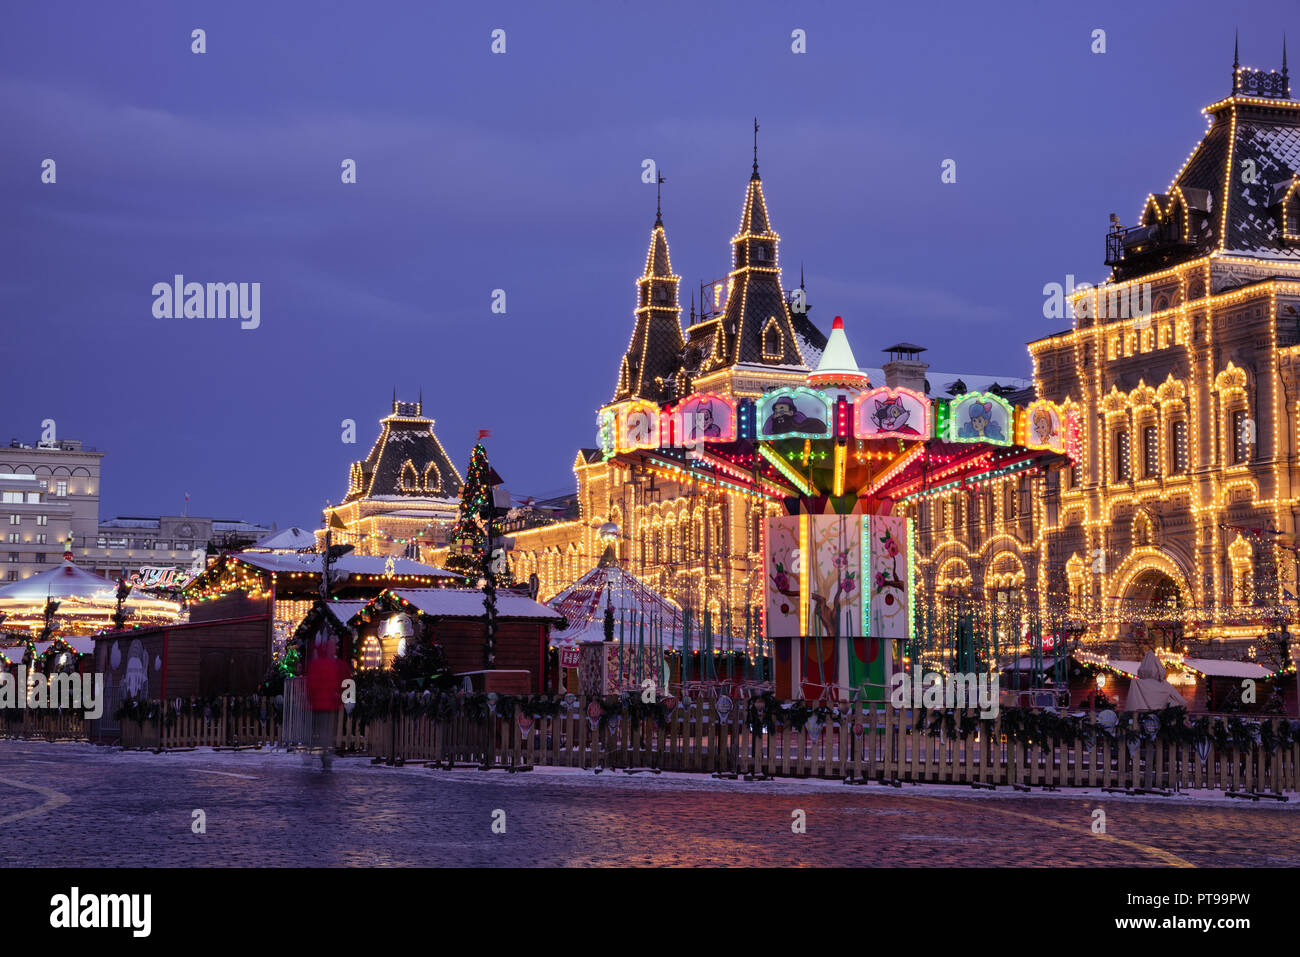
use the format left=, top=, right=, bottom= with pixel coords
left=613, top=221, right=685, bottom=404
left=723, top=176, right=812, bottom=368
left=1170, top=94, right=1300, bottom=260
left=344, top=402, right=464, bottom=503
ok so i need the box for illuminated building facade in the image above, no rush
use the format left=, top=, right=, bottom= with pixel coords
left=903, top=49, right=1300, bottom=661
left=501, top=159, right=827, bottom=617
left=321, top=397, right=464, bottom=557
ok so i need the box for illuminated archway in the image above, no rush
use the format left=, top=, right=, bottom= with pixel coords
left=1108, top=549, right=1190, bottom=650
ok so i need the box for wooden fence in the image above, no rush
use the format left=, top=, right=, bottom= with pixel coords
left=5, top=695, right=1297, bottom=794
left=117, top=703, right=365, bottom=751
left=0, top=710, right=85, bottom=742
left=365, top=700, right=1300, bottom=794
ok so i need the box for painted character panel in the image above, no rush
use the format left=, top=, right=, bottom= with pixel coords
left=950, top=392, right=1011, bottom=444
left=760, top=389, right=830, bottom=437
left=854, top=386, right=930, bottom=439
left=764, top=516, right=803, bottom=638
left=869, top=515, right=910, bottom=641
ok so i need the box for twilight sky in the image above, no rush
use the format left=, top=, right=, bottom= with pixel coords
left=1, top=0, right=1292, bottom=529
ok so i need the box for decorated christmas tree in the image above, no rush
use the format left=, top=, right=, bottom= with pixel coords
left=444, top=442, right=513, bottom=585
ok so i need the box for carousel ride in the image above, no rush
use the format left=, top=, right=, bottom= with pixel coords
left=0, top=547, right=181, bottom=640
left=597, top=316, right=1080, bottom=701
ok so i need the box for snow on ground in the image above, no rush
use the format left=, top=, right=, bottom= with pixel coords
left=7, top=739, right=1295, bottom=811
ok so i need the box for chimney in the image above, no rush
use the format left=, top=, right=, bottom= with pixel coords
left=882, top=342, right=929, bottom=394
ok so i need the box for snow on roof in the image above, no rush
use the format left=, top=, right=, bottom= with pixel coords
left=366, top=495, right=460, bottom=504
left=0, top=561, right=117, bottom=601
left=794, top=332, right=824, bottom=368
left=1106, top=660, right=1144, bottom=677
left=252, top=526, right=318, bottom=550
left=322, top=600, right=371, bottom=623
left=380, top=588, right=563, bottom=622
left=213, top=520, right=271, bottom=531
left=1179, top=657, right=1272, bottom=679
left=30, top=637, right=96, bottom=656
left=858, top=368, right=1032, bottom=396
left=100, top=517, right=162, bottom=530
left=231, top=551, right=459, bottom=578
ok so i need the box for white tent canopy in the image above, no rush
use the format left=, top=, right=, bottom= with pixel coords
left=1125, top=650, right=1187, bottom=711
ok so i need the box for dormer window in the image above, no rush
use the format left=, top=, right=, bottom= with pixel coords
left=762, top=317, right=784, bottom=360
left=1280, top=178, right=1300, bottom=242
left=1164, top=197, right=1185, bottom=243
left=399, top=460, right=419, bottom=492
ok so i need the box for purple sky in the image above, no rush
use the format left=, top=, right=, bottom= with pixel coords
left=1, top=0, right=1291, bottom=529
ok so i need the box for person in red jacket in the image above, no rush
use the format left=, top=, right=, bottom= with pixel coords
left=306, top=638, right=349, bottom=770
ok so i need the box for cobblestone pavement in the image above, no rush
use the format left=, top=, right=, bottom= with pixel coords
left=2, top=740, right=1297, bottom=867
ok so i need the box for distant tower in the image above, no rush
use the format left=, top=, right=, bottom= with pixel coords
left=613, top=187, right=685, bottom=404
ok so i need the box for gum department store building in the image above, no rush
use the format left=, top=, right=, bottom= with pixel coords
left=905, top=48, right=1300, bottom=658
left=448, top=49, right=1300, bottom=662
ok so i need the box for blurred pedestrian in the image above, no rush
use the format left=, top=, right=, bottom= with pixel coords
left=306, top=637, right=349, bottom=770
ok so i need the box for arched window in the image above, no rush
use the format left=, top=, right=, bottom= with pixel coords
left=762, top=317, right=783, bottom=360
left=1229, top=535, right=1253, bottom=605
left=399, top=460, right=419, bottom=492
left=421, top=461, right=441, bottom=493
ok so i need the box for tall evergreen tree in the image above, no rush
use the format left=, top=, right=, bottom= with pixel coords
left=444, top=443, right=513, bottom=585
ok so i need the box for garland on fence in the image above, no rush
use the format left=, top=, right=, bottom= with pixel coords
left=112, top=687, right=1300, bottom=756
left=113, top=694, right=284, bottom=728
left=910, top=705, right=1299, bottom=752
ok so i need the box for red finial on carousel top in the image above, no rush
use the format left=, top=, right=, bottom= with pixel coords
left=62, top=532, right=75, bottom=563
left=808, top=314, right=870, bottom=392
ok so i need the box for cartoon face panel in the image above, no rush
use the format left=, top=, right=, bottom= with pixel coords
left=667, top=393, right=736, bottom=445
left=1023, top=400, right=1065, bottom=453
left=759, top=388, right=832, bottom=439
left=854, top=387, right=930, bottom=440
left=948, top=392, right=1012, bottom=445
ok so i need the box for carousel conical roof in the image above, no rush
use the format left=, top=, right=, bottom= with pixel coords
left=548, top=551, right=683, bottom=646
left=0, top=561, right=117, bottom=601
left=808, top=316, right=870, bottom=390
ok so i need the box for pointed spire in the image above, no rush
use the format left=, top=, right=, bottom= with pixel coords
left=1284, top=33, right=1289, bottom=78
left=690, top=290, right=696, bottom=322
left=655, top=172, right=665, bottom=227
left=418, top=386, right=423, bottom=415
left=616, top=198, right=684, bottom=403
left=643, top=217, right=673, bottom=279
left=392, top=386, right=397, bottom=411
left=752, top=117, right=760, bottom=180
left=1233, top=29, right=1240, bottom=92
left=800, top=262, right=806, bottom=289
